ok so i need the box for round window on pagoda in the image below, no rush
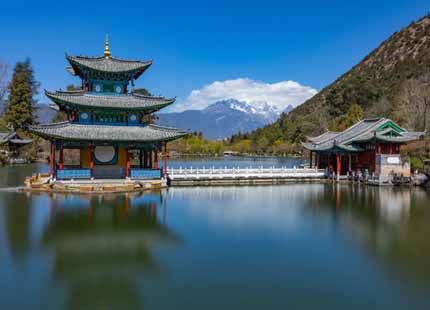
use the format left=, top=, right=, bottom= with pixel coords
left=94, top=146, right=117, bottom=164
left=129, top=114, right=137, bottom=122
left=95, top=84, right=101, bottom=92
left=116, top=85, right=122, bottom=94
left=80, top=112, right=89, bottom=121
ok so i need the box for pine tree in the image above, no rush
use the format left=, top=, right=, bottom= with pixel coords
left=3, top=59, right=39, bottom=129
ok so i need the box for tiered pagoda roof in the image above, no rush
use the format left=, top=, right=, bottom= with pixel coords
left=303, top=118, right=424, bottom=152
left=66, top=55, right=152, bottom=80
left=30, top=36, right=187, bottom=145
left=29, top=122, right=187, bottom=143
left=45, top=90, right=175, bottom=112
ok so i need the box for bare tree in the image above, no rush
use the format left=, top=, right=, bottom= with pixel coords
left=0, top=61, right=8, bottom=103
left=400, top=75, right=430, bottom=133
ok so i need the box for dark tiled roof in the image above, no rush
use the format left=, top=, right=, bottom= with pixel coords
left=66, top=54, right=152, bottom=80
left=45, top=90, right=175, bottom=112
left=303, top=118, right=424, bottom=152
left=29, top=122, right=187, bottom=143
left=0, top=131, right=32, bottom=145
left=307, top=131, right=338, bottom=143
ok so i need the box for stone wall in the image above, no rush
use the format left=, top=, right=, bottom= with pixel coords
left=375, top=154, right=411, bottom=177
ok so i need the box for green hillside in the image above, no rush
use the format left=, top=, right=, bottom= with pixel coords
left=230, top=15, right=430, bottom=151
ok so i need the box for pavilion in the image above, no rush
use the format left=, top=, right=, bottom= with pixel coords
left=28, top=36, right=186, bottom=187
left=302, top=118, right=424, bottom=179
left=0, top=130, right=32, bottom=163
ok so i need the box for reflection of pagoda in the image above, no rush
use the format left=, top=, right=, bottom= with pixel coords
left=28, top=36, right=186, bottom=186
left=42, top=192, right=179, bottom=309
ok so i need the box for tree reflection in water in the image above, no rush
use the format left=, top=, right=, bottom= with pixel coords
left=305, top=184, right=430, bottom=286
left=41, top=191, right=178, bottom=309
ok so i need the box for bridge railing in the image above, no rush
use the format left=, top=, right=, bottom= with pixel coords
left=167, top=166, right=325, bottom=179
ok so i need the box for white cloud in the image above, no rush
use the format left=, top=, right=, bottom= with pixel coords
left=169, top=78, right=317, bottom=112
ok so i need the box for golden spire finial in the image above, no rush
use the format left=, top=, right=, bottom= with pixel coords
left=104, top=34, right=111, bottom=59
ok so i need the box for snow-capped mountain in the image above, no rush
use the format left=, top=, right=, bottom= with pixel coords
left=204, top=99, right=280, bottom=123
left=223, top=99, right=280, bottom=122
left=157, top=99, right=293, bottom=139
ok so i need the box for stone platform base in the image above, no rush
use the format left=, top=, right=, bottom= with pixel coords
left=24, top=174, right=167, bottom=193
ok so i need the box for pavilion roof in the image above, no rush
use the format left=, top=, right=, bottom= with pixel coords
left=0, top=131, right=33, bottom=145
left=45, top=90, right=175, bottom=112
left=28, top=122, right=187, bottom=143
left=307, top=131, right=338, bottom=143
left=303, top=118, right=424, bottom=152
left=66, top=54, right=152, bottom=80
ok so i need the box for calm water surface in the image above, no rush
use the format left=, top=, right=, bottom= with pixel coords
left=1, top=160, right=430, bottom=309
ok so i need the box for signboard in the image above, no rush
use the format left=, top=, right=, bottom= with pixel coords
left=386, top=156, right=400, bottom=165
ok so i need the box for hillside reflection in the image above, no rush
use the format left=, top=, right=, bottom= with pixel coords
left=305, top=184, right=430, bottom=284
left=42, top=191, right=178, bottom=309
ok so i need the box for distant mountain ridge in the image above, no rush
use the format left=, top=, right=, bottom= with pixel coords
left=0, top=101, right=56, bottom=125
left=157, top=99, right=292, bottom=139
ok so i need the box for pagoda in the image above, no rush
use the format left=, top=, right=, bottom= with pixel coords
left=28, top=36, right=186, bottom=186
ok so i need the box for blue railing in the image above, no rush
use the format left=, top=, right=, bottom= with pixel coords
left=57, top=169, right=91, bottom=180
left=130, top=169, right=162, bottom=179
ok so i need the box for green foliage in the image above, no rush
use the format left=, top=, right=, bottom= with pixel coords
left=326, top=76, right=382, bottom=118
left=3, top=59, right=39, bottom=129
left=0, top=117, right=9, bottom=131
left=409, top=156, right=424, bottom=171
left=330, top=104, right=364, bottom=131
left=231, top=139, right=252, bottom=153
left=0, top=152, right=7, bottom=166
left=133, top=88, right=151, bottom=96
left=169, top=134, right=225, bottom=156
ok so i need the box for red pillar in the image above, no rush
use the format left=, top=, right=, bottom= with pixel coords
left=309, top=151, right=313, bottom=168
left=126, top=148, right=131, bottom=177
left=163, top=142, right=168, bottom=176
left=389, top=144, right=393, bottom=154
left=49, top=142, right=54, bottom=176
left=154, top=148, right=159, bottom=169
left=59, top=146, right=64, bottom=170
left=376, top=142, right=381, bottom=154
left=336, top=154, right=341, bottom=176
left=90, top=146, right=94, bottom=177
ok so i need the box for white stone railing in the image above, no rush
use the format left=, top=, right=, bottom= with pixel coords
left=167, top=166, right=325, bottom=180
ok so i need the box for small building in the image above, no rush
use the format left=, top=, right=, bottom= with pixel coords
left=302, top=118, right=424, bottom=179
left=0, top=130, right=33, bottom=163
left=28, top=36, right=186, bottom=186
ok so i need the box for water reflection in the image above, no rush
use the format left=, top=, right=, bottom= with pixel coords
left=304, top=184, right=430, bottom=285
left=168, top=184, right=430, bottom=287
left=49, top=192, right=178, bottom=309
left=3, top=194, right=31, bottom=260
left=0, top=191, right=178, bottom=309
left=1, top=173, right=430, bottom=309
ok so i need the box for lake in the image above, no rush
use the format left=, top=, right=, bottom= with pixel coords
left=1, top=159, right=430, bottom=309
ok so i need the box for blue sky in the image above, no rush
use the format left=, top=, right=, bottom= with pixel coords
left=0, top=0, right=428, bottom=111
